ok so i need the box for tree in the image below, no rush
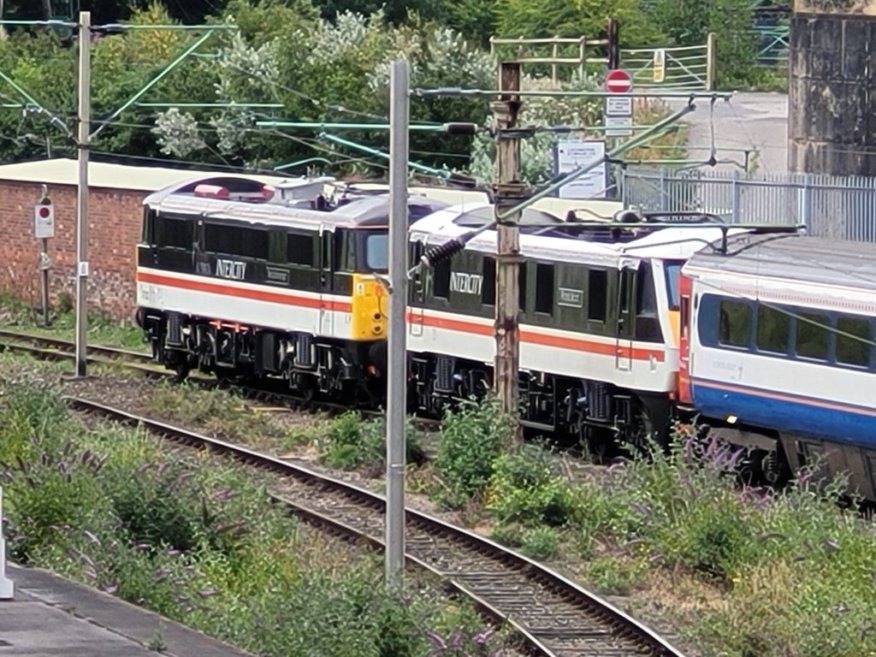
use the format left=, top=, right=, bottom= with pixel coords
left=648, top=0, right=759, bottom=86
left=497, top=0, right=663, bottom=46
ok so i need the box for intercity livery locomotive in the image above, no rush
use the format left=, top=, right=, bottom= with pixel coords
left=679, top=232, right=876, bottom=498
left=135, top=175, right=447, bottom=402
left=405, top=205, right=743, bottom=451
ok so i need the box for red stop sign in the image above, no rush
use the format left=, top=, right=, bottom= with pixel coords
left=604, top=69, right=633, bottom=93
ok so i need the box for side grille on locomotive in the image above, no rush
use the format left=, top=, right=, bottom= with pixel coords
left=294, top=333, right=314, bottom=368
left=434, top=356, right=456, bottom=393
left=585, top=381, right=612, bottom=422
left=165, top=313, right=183, bottom=347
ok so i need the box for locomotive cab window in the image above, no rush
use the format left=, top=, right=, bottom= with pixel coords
left=365, top=233, right=388, bottom=271
left=836, top=315, right=871, bottom=367
left=718, top=299, right=751, bottom=347
left=142, top=208, right=157, bottom=244
left=664, top=261, right=683, bottom=310
left=795, top=311, right=830, bottom=361
left=634, top=265, right=662, bottom=341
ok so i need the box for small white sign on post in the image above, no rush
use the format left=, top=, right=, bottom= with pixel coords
left=604, top=96, right=632, bottom=117
left=605, top=116, right=634, bottom=137
left=554, top=140, right=608, bottom=199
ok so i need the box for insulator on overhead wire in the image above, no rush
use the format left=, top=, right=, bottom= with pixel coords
left=420, top=238, right=465, bottom=267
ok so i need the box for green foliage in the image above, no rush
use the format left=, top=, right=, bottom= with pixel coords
left=0, top=374, right=503, bottom=657
left=582, top=554, right=647, bottom=596
left=648, top=0, right=760, bottom=87
left=434, top=396, right=513, bottom=507
left=486, top=443, right=578, bottom=528
left=319, top=411, right=425, bottom=472
left=497, top=0, right=662, bottom=45
left=519, top=526, right=560, bottom=560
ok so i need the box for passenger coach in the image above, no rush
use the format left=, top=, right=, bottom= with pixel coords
left=680, top=233, right=876, bottom=497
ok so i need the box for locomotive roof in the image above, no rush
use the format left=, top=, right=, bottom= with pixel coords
left=144, top=175, right=449, bottom=229
left=684, top=232, right=876, bottom=293
left=410, top=204, right=746, bottom=266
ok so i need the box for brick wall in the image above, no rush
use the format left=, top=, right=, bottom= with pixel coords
left=0, top=180, right=144, bottom=321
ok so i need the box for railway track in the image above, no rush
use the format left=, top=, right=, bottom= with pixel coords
left=0, top=329, right=441, bottom=428
left=64, top=396, right=688, bottom=657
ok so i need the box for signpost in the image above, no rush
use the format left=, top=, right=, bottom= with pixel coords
left=33, top=192, right=54, bottom=327
left=603, top=69, right=633, bottom=138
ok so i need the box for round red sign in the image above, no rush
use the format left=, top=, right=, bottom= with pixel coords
left=604, top=69, right=633, bottom=93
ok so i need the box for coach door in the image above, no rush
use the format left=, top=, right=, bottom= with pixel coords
left=318, top=225, right=334, bottom=337
left=615, top=259, right=637, bottom=372
left=409, top=241, right=425, bottom=337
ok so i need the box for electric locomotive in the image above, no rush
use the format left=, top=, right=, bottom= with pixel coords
left=680, top=232, right=876, bottom=497
left=135, top=175, right=447, bottom=402
left=406, top=205, right=743, bottom=453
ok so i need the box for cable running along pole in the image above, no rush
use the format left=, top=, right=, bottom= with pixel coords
left=385, top=58, right=409, bottom=592
left=74, top=10, right=90, bottom=378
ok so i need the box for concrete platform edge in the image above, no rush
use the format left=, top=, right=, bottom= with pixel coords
left=5, top=563, right=256, bottom=657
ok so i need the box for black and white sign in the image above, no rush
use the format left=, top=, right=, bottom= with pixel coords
left=552, top=140, right=607, bottom=199
left=604, top=96, right=632, bottom=117
left=605, top=116, right=633, bottom=137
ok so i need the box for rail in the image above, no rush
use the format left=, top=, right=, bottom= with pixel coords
left=65, top=396, right=690, bottom=657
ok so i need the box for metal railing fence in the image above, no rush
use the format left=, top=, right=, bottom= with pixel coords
left=621, top=167, right=876, bottom=242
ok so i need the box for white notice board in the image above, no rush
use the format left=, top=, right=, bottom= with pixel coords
left=553, top=140, right=607, bottom=199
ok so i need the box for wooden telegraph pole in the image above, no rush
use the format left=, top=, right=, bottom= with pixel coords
left=492, top=62, right=524, bottom=435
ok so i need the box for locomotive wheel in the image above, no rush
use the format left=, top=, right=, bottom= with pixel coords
left=584, top=427, right=612, bottom=465
left=173, top=363, right=190, bottom=383
left=625, top=406, right=657, bottom=454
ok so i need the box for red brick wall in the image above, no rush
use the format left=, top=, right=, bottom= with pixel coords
left=0, top=181, right=144, bottom=321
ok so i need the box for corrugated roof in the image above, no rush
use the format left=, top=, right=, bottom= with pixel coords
left=0, top=158, right=282, bottom=192
left=0, top=158, right=625, bottom=218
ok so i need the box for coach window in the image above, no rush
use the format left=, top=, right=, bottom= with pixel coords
left=482, top=257, right=496, bottom=306
left=756, top=305, right=789, bottom=354
left=535, top=264, right=554, bottom=314
left=835, top=315, right=871, bottom=367
left=718, top=299, right=751, bottom=347
left=588, top=270, right=607, bottom=322
left=795, top=311, right=830, bottom=360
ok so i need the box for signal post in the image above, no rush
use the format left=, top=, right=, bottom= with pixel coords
left=492, top=61, right=525, bottom=438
